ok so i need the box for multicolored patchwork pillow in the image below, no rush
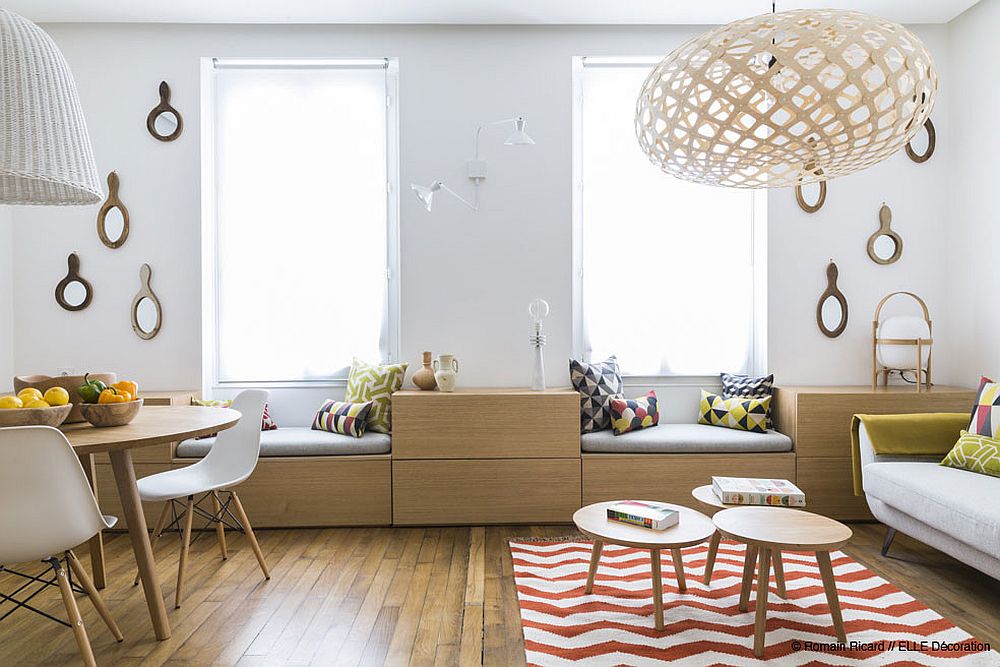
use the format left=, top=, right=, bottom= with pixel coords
left=569, top=355, right=624, bottom=433
left=345, top=359, right=408, bottom=433
left=610, top=391, right=659, bottom=436
left=721, top=372, right=774, bottom=430
left=312, top=399, right=373, bottom=438
left=969, top=376, right=999, bottom=438
left=941, top=430, right=1000, bottom=478
left=698, top=389, right=770, bottom=434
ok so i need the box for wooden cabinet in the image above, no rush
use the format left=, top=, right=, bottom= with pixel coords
left=391, top=388, right=581, bottom=525
left=773, top=385, right=975, bottom=520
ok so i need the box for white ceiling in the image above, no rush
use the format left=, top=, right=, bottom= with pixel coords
left=7, top=0, right=982, bottom=25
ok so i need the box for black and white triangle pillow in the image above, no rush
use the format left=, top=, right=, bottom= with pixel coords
left=720, top=372, right=774, bottom=430
left=570, top=356, right=624, bottom=433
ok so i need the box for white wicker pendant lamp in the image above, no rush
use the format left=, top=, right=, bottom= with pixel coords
left=0, top=9, right=102, bottom=205
left=636, top=7, right=937, bottom=188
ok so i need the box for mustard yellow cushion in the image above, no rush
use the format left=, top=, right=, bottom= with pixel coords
left=941, top=430, right=1000, bottom=478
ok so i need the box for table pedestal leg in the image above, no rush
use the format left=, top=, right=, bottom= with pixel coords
left=754, top=547, right=772, bottom=658
left=650, top=549, right=663, bottom=631
left=739, top=544, right=758, bottom=612
left=817, top=551, right=847, bottom=643
left=585, top=540, right=603, bottom=594
left=703, top=531, right=721, bottom=584
left=109, top=449, right=171, bottom=640
left=78, top=453, right=106, bottom=590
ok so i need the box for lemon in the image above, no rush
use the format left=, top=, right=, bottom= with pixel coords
left=23, top=398, right=51, bottom=409
left=0, top=395, right=24, bottom=409
left=17, top=388, right=43, bottom=403
left=43, top=386, right=70, bottom=406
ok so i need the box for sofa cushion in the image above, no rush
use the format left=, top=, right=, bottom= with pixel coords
left=863, top=462, right=1000, bottom=557
left=581, top=423, right=792, bottom=454
left=175, top=426, right=391, bottom=458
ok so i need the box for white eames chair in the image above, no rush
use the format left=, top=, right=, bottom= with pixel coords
left=135, top=389, right=270, bottom=608
left=0, top=426, right=124, bottom=667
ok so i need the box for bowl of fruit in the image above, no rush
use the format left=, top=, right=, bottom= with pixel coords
left=14, top=373, right=117, bottom=424
left=0, top=386, right=74, bottom=427
left=78, top=378, right=142, bottom=428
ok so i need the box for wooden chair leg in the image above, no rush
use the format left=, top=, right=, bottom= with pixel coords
left=66, top=550, right=123, bottom=642
left=212, top=491, right=228, bottom=560
left=753, top=547, right=772, bottom=658
left=175, top=495, right=195, bottom=609
left=585, top=540, right=603, bottom=594
left=772, top=550, right=787, bottom=599
left=650, top=549, right=663, bottom=631
left=671, top=548, right=687, bottom=592
left=230, top=491, right=270, bottom=580
left=703, top=531, right=721, bottom=585
left=134, top=501, right=171, bottom=587
left=739, top=544, right=758, bottom=612
left=817, top=551, right=847, bottom=643
left=49, top=558, right=97, bottom=667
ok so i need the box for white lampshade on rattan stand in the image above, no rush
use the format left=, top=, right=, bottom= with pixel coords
left=0, top=9, right=102, bottom=205
left=636, top=9, right=937, bottom=188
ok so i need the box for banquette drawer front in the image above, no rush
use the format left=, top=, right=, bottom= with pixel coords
left=391, top=388, right=580, bottom=459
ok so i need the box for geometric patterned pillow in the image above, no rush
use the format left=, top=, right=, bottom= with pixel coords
left=941, top=430, right=1000, bottom=478
left=569, top=355, right=624, bottom=433
left=311, top=399, right=373, bottom=438
left=261, top=403, right=278, bottom=431
left=193, top=398, right=278, bottom=432
left=609, top=391, right=659, bottom=436
left=345, top=358, right=408, bottom=434
left=721, top=372, right=774, bottom=430
left=698, top=389, right=770, bottom=434
left=968, top=376, right=999, bottom=438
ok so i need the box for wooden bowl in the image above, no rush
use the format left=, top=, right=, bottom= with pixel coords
left=0, top=403, right=74, bottom=428
left=14, top=373, right=117, bottom=424
left=79, top=399, right=143, bottom=428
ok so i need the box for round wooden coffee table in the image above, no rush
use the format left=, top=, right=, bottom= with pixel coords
left=714, top=506, right=853, bottom=658
left=573, top=501, right=715, bottom=630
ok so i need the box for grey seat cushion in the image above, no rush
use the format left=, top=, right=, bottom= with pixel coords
left=863, top=462, right=1000, bottom=556
left=581, top=423, right=792, bottom=454
left=175, top=426, right=391, bottom=458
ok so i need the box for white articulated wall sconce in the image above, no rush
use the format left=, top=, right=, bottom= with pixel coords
left=410, top=116, right=535, bottom=212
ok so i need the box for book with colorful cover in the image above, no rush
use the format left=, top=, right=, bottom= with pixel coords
left=711, top=477, right=806, bottom=507
left=606, top=501, right=680, bottom=531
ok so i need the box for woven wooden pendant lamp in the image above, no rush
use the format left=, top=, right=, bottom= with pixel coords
left=636, top=9, right=937, bottom=188
left=0, top=9, right=102, bottom=205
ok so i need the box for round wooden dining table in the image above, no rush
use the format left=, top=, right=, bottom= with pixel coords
left=61, top=405, right=240, bottom=641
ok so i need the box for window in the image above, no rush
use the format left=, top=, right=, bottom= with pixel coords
left=572, top=57, right=765, bottom=378
left=203, top=58, right=399, bottom=384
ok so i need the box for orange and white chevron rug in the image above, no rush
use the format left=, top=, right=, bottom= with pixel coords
left=509, top=539, right=998, bottom=666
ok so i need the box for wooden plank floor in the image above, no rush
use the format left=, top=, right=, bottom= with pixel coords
left=0, top=523, right=997, bottom=665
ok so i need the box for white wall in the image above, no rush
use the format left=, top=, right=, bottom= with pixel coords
left=946, top=0, right=999, bottom=382
left=6, top=22, right=964, bottom=424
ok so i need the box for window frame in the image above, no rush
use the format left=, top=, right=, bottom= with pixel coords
left=571, top=56, right=767, bottom=384
left=200, top=57, right=401, bottom=390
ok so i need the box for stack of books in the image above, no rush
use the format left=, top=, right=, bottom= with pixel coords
left=606, top=500, right=679, bottom=531
left=711, top=477, right=806, bottom=507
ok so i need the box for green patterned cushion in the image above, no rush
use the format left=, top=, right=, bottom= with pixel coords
left=698, top=389, right=770, bottom=434
left=345, top=358, right=408, bottom=433
left=941, top=430, right=1000, bottom=478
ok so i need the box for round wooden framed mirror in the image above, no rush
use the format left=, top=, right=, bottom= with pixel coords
left=131, top=264, right=162, bottom=339
left=146, top=81, right=183, bottom=142
left=905, top=118, right=935, bottom=164
left=55, top=253, right=93, bottom=312
left=97, top=171, right=130, bottom=249
left=816, top=261, right=848, bottom=338
left=867, top=203, right=903, bottom=265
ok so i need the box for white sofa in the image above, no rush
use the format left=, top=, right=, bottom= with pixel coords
left=857, top=421, right=1000, bottom=580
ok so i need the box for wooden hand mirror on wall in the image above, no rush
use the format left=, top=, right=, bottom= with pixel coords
left=97, top=171, right=129, bottom=249
left=146, top=81, right=183, bottom=142
left=867, top=203, right=903, bottom=265
left=795, top=139, right=827, bottom=213
left=131, top=264, right=162, bottom=340
left=55, top=253, right=93, bottom=311
left=816, top=261, right=848, bottom=338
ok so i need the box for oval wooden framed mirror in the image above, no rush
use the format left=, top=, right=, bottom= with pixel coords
left=131, top=264, right=162, bottom=340
left=795, top=179, right=827, bottom=213
left=97, top=171, right=130, bottom=249
left=816, top=261, right=848, bottom=338
left=55, top=253, right=93, bottom=312
left=905, top=117, right=936, bottom=163
left=867, top=202, right=903, bottom=265
left=146, top=81, right=183, bottom=142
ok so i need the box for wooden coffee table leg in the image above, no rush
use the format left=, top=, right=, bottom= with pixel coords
left=703, top=531, right=721, bottom=585
left=754, top=547, right=772, bottom=658
left=650, top=549, right=664, bottom=631
left=671, top=548, right=686, bottom=592
left=585, top=540, right=603, bottom=594
left=816, top=551, right=847, bottom=642
left=772, top=550, right=787, bottom=599
left=739, top=544, right=758, bottom=613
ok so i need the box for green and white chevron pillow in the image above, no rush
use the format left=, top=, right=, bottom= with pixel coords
left=345, top=358, right=408, bottom=434
left=940, top=430, right=1000, bottom=478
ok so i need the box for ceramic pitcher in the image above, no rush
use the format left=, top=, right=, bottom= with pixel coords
left=433, top=354, right=459, bottom=392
